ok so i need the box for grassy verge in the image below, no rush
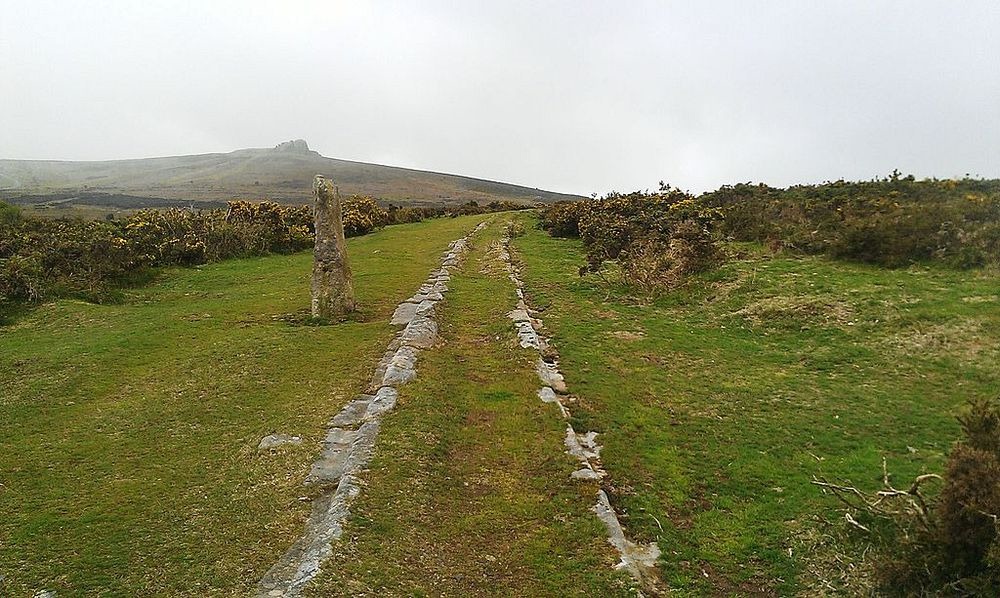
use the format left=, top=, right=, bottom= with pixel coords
left=307, top=218, right=634, bottom=597
left=0, top=214, right=487, bottom=597
left=512, top=213, right=1000, bottom=595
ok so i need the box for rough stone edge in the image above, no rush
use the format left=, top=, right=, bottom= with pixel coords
left=255, top=220, right=489, bottom=597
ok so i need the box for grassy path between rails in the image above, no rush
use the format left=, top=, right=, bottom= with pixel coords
left=511, top=213, right=1000, bottom=595
left=0, top=215, right=488, bottom=597
left=307, top=217, right=634, bottom=596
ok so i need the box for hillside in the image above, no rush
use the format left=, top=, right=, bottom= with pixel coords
left=0, top=140, right=585, bottom=208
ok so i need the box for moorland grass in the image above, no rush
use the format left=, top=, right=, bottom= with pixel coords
left=0, top=215, right=487, bottom=596
left=512, top=213, right=1000, bottom=595
left=5, top=208, right=997, bottom=596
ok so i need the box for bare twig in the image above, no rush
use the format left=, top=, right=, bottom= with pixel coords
left=650, top=514, right=664, bottom=532
left=845, top=512, right=871, bottom=533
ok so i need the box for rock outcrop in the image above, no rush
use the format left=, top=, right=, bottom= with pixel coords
left=273, top=139, right=312, bottom=153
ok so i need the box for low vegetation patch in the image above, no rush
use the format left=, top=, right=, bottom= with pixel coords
left=884, top=319, right=996, bottom=362
left=0, top=197, right=526, bottom=312
left=734, top=295, right=856, bottom=330
left=540, top=174, right=1000, bottom=297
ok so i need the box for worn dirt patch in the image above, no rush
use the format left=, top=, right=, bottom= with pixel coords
left=884, top=319, right=996, bottom=361
left=787, top=519, right=876, bottom=597
left=592, top=307, right=621, bottom=320
left=464, top=409, right=497, bottom=428
left=697, top=561, right=778, bottom=597
left=735, top=296, right=855, bottom=329
left=609, top=330, right=646, bottom=341
left=479, top=240, right=510, bottom=278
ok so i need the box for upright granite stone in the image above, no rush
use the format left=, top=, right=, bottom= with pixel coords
left=311, top=175, right=355, bottom=318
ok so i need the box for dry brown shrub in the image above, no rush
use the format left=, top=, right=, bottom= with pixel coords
left=618, top=221, right=720, bottom=297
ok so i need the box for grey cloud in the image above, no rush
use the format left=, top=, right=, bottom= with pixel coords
left=1, top=0, right=997, bottom=195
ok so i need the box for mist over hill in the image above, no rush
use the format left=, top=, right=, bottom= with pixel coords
left=0, top=140, right=585, bottom=208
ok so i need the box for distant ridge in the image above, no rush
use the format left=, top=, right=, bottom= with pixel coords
left=0, top=140, right=585, bottom=207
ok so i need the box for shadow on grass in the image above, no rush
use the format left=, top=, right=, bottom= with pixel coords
left=0, top=268, right=164, bottom=327
left=271, top=307, right=376, bottom=327
left=0, top=300, right=33, bottom=326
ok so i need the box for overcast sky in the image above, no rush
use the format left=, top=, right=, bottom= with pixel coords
left=2, top=1, right=998, bottom=195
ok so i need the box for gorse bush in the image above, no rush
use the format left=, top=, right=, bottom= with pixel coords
left=576, top=185, right=718, bottom=262
left=0, top=196, right=529, bottom=309
left=0, top=201, right=316, bottom=303
left=542, top=174, right=1000, bottom=278
left=450, top=200, right=527, bottom=218
left=812, top=398, right=1000, bottom=594
left=617, top=220, right=721, bottom=295
left=342, top=195, right=390, bottom=237
left=0, top=201, right=21, bottom=227
left=0, top=198, right=374, bottom=305
left=539, top=201, right=581, bottom=238
left=383, top=199, right=525, bottom=225
left=539, top=184, right=721, bottom=294
left=386, top=205, right=435, bottom=224
left=700, top=173, right=1000, bottom=268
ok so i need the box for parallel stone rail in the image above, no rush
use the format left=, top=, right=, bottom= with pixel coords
left=256, top=221, right=488, bottom=598
left=500, top=232, right=663, bottom=595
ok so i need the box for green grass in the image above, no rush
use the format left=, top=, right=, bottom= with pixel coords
left=0, top=215, right=488, bottom=597
left=511, top=215, right=1000, bottom=595
left=5, top=209, right=999, bottom=596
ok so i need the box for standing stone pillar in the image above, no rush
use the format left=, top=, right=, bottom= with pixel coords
left=311, top=175, right=355, bottom=318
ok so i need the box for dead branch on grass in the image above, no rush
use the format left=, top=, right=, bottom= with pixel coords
left=811, top=456, right=944, bottom=535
